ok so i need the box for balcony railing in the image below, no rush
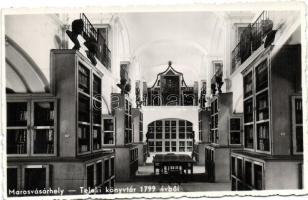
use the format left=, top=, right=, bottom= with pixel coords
left=80, top=13, right=111, bottom=70
left=231, top=11, right=272, bottom=73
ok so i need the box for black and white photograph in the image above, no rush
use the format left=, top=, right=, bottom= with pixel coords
left=0, top=1, right=307, bottom=199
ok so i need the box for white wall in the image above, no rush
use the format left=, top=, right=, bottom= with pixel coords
left=5, top=14, right=68, bottom=84
left=142, top=106, right=199, bottom=142
left=227, top=71, right=244, bottom=113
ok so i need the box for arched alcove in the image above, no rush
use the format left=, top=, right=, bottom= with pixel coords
left=5, top=36, right=49, bottom=93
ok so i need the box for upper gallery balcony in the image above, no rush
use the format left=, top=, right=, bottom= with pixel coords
left=79, top=13, right=111, bottom=70
left=231, top=11, right=274, bottom=74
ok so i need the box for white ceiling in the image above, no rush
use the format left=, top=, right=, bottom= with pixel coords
left=88, top=11, right=255, bottom=84
left=119, top=12, right=223, bottom=83
left=121, top=12, right=219, bottom=54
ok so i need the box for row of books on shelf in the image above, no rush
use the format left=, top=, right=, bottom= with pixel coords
left=257, top=99, right=268, bottom=110
left=295, top=99, right=303, bottom=123
left=14, top=111, right=28, bottom=122
left=93, top=129, right=100, bottom=139
left=245, top=103, right=253, bottom=113
left=103, top=138, right=114, bottom=145
left=7, top=143, right=27, bottom=154
left=78, top=126, right=89, bottom=139
left=15, top=144, right=27, bottom=154
left=78, top=75, right=90, bottom=91
left=79, top=65, right=89, bottom=75
left=93, top=143, right=101, bottom=150
left=257, top=125, right=269, bottom=138
left=245, top=127, right=253, bottom=137
left=257, top=112, right=268, bottom=121
left=258, top=140, right=269, bottom=151
left=80, top=144, right=89, bottom=152
left=45, top=144, right=54, bottom=154
left=16, top=132, right=27, bottom=142
left=244, top=84, right=253, bottom=95
left=35, top=110, right=55, bottom=123
left=295, top=99, right=302, bottom=110
left=44, top=129, right=54, bottom=141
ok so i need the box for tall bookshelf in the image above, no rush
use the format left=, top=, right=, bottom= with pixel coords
left=243, top=60, right=270, bottom=152
left=232, top=45, right=303, bottom=190
left=132, top=108, right=147, bottom=165
left=195, top=109, right=210, bottom=165
left=111, top=93, right=139, bottom=181
left=52, top=49, right=104, bottom=156
left=205, top=92, right=243, bottom=182
left=209, top=98, right=219, bottom=144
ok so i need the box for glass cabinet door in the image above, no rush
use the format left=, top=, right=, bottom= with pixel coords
left=7, top=101, right=29, bottom=155
left=7, top=99, right=57, bottom=156
left=255, top=60, right=268, bottom=93
left=292, top=96, right=303, bottom=154
left=103, top=118, right=115, bottom=145
left=243, top=71, right=253, bottom=98
left=32, top=100, right=57, bottom=155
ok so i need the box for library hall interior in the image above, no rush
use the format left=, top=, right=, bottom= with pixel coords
left=4, top=9, right=304, bottom=196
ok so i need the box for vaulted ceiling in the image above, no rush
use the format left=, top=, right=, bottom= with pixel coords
left=119, top=12, right=226, bottom=84
left=87, top=11, right=255, bottom=85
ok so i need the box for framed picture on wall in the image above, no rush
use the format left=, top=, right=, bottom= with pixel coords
left=212, top=60, right=223, bottom=76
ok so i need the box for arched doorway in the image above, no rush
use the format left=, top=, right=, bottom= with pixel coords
left=146, top=118, right=194, bottom=154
